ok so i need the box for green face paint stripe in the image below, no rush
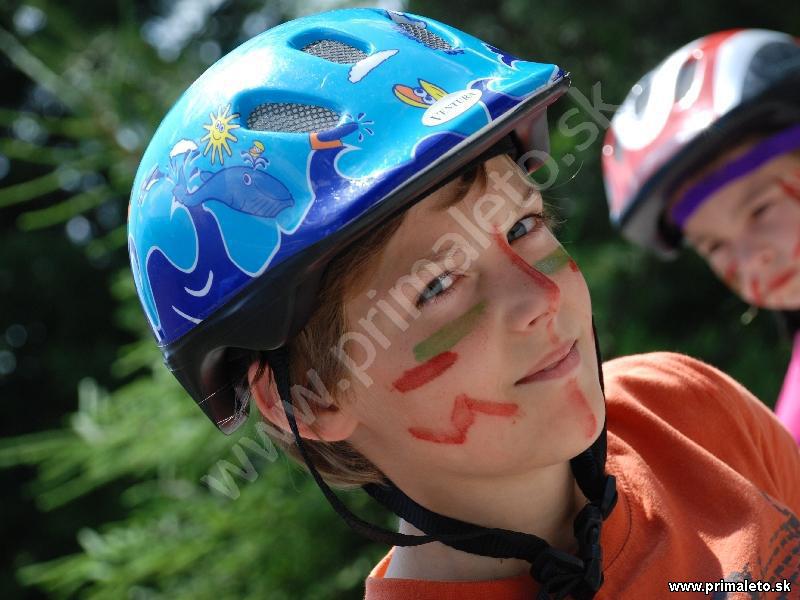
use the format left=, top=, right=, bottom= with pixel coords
left=413, top=301, right=487, bottom=362
left=532, top=246, right=571, bottom=275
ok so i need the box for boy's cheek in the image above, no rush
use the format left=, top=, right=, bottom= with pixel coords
left=555, top=259, right=592, bottom=315
left=719, top=263, right=741, bottom=294
left=382, top=344, right=512, bottom=439
left=388, top=364, right=523, bottom=449
left=390, top=343, right=497, bottom=399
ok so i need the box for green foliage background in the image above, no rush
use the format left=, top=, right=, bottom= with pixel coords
left=1, top=1, right=798, bottom=598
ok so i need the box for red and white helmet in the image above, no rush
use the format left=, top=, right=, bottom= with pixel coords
left=603, top=29, right=800, bottom=255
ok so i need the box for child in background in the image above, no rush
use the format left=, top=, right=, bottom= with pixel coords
left=129, top=11, right=800, bottom=598
left=603, top=29, right=800, bottom=444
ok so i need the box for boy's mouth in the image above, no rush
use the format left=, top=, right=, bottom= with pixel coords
left=516, top=340, right=579, bottom=385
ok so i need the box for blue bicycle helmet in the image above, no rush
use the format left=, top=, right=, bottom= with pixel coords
left=129, top=11, right=616, bottom=597
left=129, top=8, right=567, bottom=433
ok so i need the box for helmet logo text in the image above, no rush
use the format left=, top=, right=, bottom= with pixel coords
left=422, top=89, right=483, bottom=126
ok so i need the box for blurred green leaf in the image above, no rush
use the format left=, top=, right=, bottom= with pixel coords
left=17, top=185, right=110, bottom=230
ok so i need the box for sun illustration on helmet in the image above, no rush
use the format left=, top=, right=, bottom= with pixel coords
left=201, top=104, right=240, bottom=165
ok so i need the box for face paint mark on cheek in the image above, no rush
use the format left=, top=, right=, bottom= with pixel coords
left=413, top=301, right=486, bottom=363
left=491, top=231, right=560, bottom=309
left=408, top=395, right=519, bottom=445
left=723, top=263, right=739, bottom=290
left=395, top=303, right=486, bottom=395
left=392, top=351, right=458, bottom=393
left=532, top=246, right=572, bottom=275
left=780, top=175, right=800, bottom=204
left=541, top=246, right=581, bottom=276
left=750, top=277, right=764, bottom=305
left=566, top=378, right=597, bottom=440
left=766, top=268, right=798, bottom=296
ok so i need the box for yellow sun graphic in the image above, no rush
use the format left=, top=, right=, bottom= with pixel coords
left=201, top=104, right=240, bottom=165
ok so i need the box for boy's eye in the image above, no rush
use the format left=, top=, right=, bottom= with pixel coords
left=507, top=214, right=543, bottom=243
left=416, top=214, right=545, bottom=308
left=417, top=272, right=457, bottom=307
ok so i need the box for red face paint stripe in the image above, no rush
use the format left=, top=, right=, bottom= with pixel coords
left=491, top=231, right=560, bottom=306
left=461, top=396, right=519, bottom=416
left=546, top=320, right=559, bottom=345
left=751, top=278, right=763, bottom=305
left=566, top=378, right=597, bottom=439
left=568, top=259, right=579, bottom=273
left=409, top=427, right=466, bottom=444
left=408, top=394, right=519, bottom=444
left=766, top=269, right=798, bottom=295
left=780, top=178, right=800, bottom=203
left=392, top=351, right=458, bottom=393
left=723, top=263, right=739, bottom=289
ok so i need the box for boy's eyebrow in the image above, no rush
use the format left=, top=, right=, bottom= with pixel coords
left=431, top=181, right=468, bottom=211
left=429, top=163, right=486, bottom=212
left=421, top=242, right=461, bottom=266
left=396, top=164, right=493, bottom=270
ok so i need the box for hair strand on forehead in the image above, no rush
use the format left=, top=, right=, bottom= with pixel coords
left=239, top=212, right=408, bottom=487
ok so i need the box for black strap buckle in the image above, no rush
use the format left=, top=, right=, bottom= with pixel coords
left=531, top=488, right=614, bottom=599
left=531, top=546, right=585, bottom=599
left=599, top=475, right=618, bottom=518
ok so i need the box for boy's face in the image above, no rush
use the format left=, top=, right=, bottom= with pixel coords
left=680, top=147, right=800, bottom=309
left=338, top=154, right=603, bottom=491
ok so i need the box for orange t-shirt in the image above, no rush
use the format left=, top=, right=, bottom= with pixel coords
left=364, top=353, right=800, bottom=599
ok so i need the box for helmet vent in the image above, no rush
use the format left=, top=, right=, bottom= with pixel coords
left=674, top=59, right=697, bottom=104
left=633, top=75, right=652, bottom=117
left=397, top=22, right=453, bottom=51
left=247, top=102, right=340, bottom=133
left=743, top=41, right=800, bottom=97
left=301, top=39, right=368, bottom=64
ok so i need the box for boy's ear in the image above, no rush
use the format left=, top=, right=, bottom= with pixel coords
left=247, top=362, right=358, bottom=442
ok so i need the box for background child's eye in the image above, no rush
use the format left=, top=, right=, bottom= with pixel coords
left=417, top=273, right=457, bottom=307
left=705, top=240, right=726, bottom=257
left=507, top=214, right=543, bottom=243
left=750, top=202, right=774, bottom=221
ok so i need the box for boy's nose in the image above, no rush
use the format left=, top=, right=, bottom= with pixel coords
left=489, top=234, right=560, bottom=333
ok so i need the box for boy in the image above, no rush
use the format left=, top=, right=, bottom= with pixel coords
left=130, top=11, right=800, bottom=598
left=602, top=29, right=800, bottom=443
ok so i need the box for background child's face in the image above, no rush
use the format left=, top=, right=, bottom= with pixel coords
left=682, top=149, right=800, bottom=310
left=337, top=154, right=604, bottom=494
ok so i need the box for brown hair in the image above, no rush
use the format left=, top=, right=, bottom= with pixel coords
left=244, top=213, right=404, bottom=488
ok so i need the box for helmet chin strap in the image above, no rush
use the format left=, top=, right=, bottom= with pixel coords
left=268, top=319, right=616, bottom=600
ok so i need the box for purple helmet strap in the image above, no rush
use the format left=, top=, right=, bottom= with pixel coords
left=670, top=123, right=800, bottom=228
